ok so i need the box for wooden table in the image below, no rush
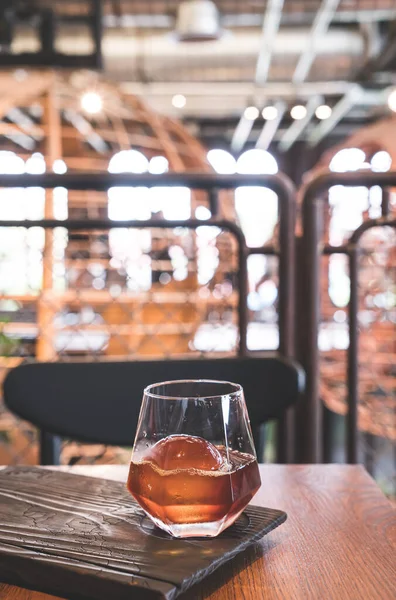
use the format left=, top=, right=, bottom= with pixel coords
left=0, top=465, right=395, bottom=600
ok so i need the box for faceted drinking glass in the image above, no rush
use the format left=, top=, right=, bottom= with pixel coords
left=127, top=380, right=261, bottom=538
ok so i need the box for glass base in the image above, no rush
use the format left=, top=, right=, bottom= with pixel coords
left=144, top=509, right=244, bottom=538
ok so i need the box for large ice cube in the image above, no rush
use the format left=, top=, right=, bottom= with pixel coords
left=145, top=434, right=223, bottom=471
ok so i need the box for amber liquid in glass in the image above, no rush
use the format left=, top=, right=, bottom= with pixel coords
left=127, top=435, right=261, bottom=526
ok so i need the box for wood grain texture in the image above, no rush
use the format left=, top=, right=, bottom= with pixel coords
left=0, top=465, right=395, bottom=600
left=0, top=467, right=285, bottom=600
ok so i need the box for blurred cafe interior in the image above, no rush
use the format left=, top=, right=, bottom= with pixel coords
left=0, top=0, right=394, bottom=499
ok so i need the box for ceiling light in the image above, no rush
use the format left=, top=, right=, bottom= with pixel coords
left=176, top=0, right=221, bottom=42
left=262, top=106, right=278, bottom=121
left=387, top=88, right=396, bottom=112
left=81, top=91, right=103, bottom=115
left=172, top=94, right=187, bottom=108
left=244, top=106, right=259, bottom=121
left=290, top=105, right=307, bottom=120
left=315, top=105, right=332, bottom=120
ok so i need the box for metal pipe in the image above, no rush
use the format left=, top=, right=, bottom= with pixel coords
left=347, top=244, right=359, bottom=464
left=237, top=240, right=249, bottom=357
left=248, top=246, right=277, bottom=255
left=40, top=431, right=61, bottom=466
left=323, top=245, right=349, bottom=255
left=277, top=172, right=297, bottom=463
left=349, top=217, right=396, bottom=244
left=91, top=0, right=103, bottom=70
left=302, top=171, right=396, bottom=202
left=381, top=189, right=390, bottom=218
left=208, top=188, right=219, bottom=216
left=0, top=172, right=294, bottom=192
left=93, top=9, right=396, bottom=28
left=301, top=196, right=322, bottom=463
left=294, top=235, right=307, bottom=463
left=278, top=176, right=296, bottom=359
left=0, top=217, right=245, bottom=237
left=121, top=81, right=367, bottom=98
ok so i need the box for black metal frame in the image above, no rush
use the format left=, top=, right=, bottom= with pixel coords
left=347, top=216, right=396, bottom=463
left=0, top=0, right=102, bottom=69
left=300, top=171, right=396, bottom=463
left=0, top=171, right=296, bottom=462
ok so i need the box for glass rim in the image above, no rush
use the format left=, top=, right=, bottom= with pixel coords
left=144, top=379, right=243, bottom=400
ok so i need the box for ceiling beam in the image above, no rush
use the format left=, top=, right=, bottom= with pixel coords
left=306, top=12, right=392, bottom=149
left=0, top=118, right=42, bottom=150
left=293, top=0, right=340, bottom=84
left=63, top=109, right=108, bottom=154
left=255, top=0, right=284, bottom=84
left=256, top=101, right=286, bottom=151
left=1, top=102, right=44, bottom=151
left=231, top=0, right=284, bottom=152
left=6, top=107, right=44, bottom=143
left=0, top=73, right=52, bottom=120
left=278, top=96, right=322, bottom=152
left=0, top=132, right=36, bottom=151
left=307, top=86, right=363, bottom=146
left=231, top=115, right=256, bottom=153
left=272, top=0, right=341, bottom=147
left=0, top=123, right=43, bottom=137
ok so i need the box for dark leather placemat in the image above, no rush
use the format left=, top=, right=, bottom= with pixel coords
left=0, top=467, right=286, bottom=600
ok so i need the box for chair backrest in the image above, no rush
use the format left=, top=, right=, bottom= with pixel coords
left=3, top=355, right=304, bottom=463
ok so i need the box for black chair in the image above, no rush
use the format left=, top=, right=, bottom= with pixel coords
left=3, top=355, right=304, bottom=465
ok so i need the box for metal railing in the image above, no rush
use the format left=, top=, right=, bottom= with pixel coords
left=300, top=171, right=396, bottom=464
left=0, top=171, right=297, bottom=462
